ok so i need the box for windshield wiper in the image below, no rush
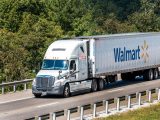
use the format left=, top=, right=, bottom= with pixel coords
left=54, top=67, right=61, bottom=70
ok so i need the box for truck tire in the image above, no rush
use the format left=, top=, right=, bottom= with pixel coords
left=34, top=93, right=42, bottom=98
left=144, top=69, right=153, bottom=80
left=98, top=79, right=104, bottom=91
left=63, top=84, right=70, bottom=98
left=153, top=68, right=159, bottom=80
left=91, top=79, right=98, bottom=92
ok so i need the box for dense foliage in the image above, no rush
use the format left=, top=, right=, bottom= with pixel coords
left=97, top=103, right=160, bottom=120
left=0, top=0, right=160, bottom=82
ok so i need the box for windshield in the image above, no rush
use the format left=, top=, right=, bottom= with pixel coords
left=41, top=60, right=69, bottom=70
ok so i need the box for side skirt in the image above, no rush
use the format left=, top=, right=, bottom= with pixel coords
left=71, top=89, right=91, bottom=96
left=69, top=80, right=92, bottom=93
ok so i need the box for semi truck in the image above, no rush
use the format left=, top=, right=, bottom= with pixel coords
left=32, top=32, right=160, bottom=98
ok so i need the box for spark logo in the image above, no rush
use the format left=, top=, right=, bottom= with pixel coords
left=141, top=40, right=149, bottom=63
left=114, top=40, right=149, bottom=63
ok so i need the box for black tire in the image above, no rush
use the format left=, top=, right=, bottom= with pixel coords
left=63, top=84, right=70, bottom=98
left=91, top=79, right=98, bottom=92
left=153, top=68, right=159, bottom=80
left=34, top=93, right=42, bottom=98
left=144, top=69, right=153, bottom=81
left=98, top=79, right=104, bottom=91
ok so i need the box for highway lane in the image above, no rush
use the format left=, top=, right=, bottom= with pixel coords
left=1, top=78, right=160, bottom=120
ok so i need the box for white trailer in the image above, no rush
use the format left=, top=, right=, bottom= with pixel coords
left=32, top=32, right=160, bottom=97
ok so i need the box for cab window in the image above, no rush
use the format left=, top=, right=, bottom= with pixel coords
left=70, top=60, right=76, bottom=71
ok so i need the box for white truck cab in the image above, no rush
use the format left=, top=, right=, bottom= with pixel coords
left=32, top=39, right=92, bottom=97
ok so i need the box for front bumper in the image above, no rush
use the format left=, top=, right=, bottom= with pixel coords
left=32, top=85, right=64, bottom=95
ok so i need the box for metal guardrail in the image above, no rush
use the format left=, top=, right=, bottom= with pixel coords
left=26, top=87, right=160, bottom=120
left=0, top=79, right=33, bottom=94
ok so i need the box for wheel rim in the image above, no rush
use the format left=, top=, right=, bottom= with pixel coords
left=64, top=86, right=69, bottom=97
left=149, top=70, right=153, bottom=80
left=154, top=69, right=158, bottom=79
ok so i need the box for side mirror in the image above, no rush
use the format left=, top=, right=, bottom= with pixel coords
left=70, top=70, right=73, bottom=75
left=58, top=70, right=62, bottom=79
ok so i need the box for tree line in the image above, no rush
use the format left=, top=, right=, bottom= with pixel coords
left=0, top=0, right=160, bottom=83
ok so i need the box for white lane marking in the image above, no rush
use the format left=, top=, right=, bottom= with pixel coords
left=0, top=96, right=34, bottom=104
left=107, top=88, right=123, bottom=93
left=37, top=102, right=59, bottom=108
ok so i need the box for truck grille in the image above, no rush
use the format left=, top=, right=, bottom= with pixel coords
left=36, top=76, right=55, bottom=89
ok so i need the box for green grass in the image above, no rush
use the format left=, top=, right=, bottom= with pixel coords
left=95, top=103, right=160, bottom=120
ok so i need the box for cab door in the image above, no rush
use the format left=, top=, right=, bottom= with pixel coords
left=69, top=59, right=77, bottom=81
left=69, top=59, right=80, bottom=92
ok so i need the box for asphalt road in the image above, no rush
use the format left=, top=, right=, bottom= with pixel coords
left=1, top=78, right=160, bottom=120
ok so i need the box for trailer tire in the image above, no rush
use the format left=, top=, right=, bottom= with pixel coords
left=144, top=69, right=153, bottom=81
left=63, top=84, right=70, bottom=98
left=91, top=79, right=98, bottom=92
left=98, top=79, right=104, bottom=91
left=153, top=68, right=159, bottom=80
left=34, top=93, right=42, bottom=98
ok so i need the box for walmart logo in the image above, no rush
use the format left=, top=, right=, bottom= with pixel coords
left=114, top=40, right=149, bottom=63
left=141, top=40, right=149, bottom=63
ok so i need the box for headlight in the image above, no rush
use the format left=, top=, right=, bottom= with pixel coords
left=32, top=78, right=36, bottom=86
